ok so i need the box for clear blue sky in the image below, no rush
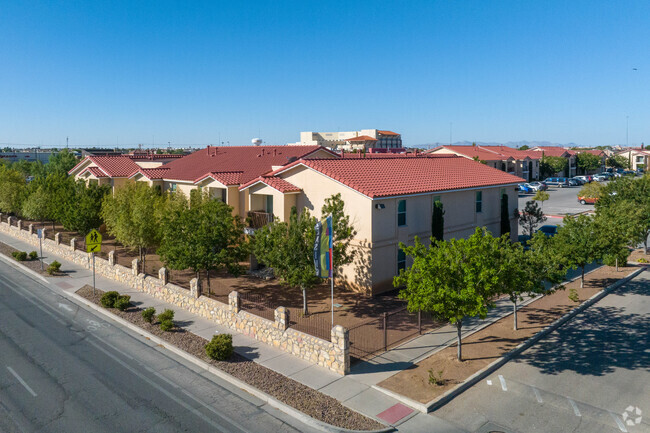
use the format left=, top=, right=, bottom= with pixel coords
left=1, top=0, right=649, bottom=148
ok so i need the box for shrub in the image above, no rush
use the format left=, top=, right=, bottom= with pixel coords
left=428, top=368, right=444, bottom=386
left=114, top=295, right=131, bottom=311
left=12, top=251, right=27, bottom=261
left=142, top=307, right=156, bottom=323
left=205, top=334, right=234, bottom=361
left=159, top=319, right=174, bottom=332
left=638, top=257, right=649, bottom=264
left=29, top=251, right=38, bottom=260
left=47, top=261, right=61, bottom=275
left=157, top=309, right=174, bottom=322
left=100, top=291, right=120, bottom=308
left=568, top=288, right=580, bottom=303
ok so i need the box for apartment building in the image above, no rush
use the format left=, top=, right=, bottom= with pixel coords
left=291, top=129, right=403, bottom=151
left=240, top=154, right=524, bottom=294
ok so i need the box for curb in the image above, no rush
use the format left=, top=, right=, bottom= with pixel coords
left=66, top=291, right=394, bottom=433
left=418, top=266, right=644, bottom=413
left=0, top=250, right=49, bottom=283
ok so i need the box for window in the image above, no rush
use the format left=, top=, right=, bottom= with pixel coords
left=265, top=195, right=274, bottom=215
left=500, top=188, right=506, bottom=198
left=170, top=183, right=177, bottom=192
left=397, top=200, right=406, bottom=226
left=397, top=248, right=406, bottom=274
left=637, top=156, right=644, bottom=163
left=475, top=191, right=483, bottom=213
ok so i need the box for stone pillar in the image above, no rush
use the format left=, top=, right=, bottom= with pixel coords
left=158, top=267, right=169, bottom=285
left=7, top=216, right=13, bottom=226
left=190, top=277, right=202, bottom=298
left=331, top=325, right=350, bottom=375
left=70, top=238, right=77, bottom=250
left=131, top=258, right=140, bottom=276
left=17, top=220, right=22, bottom=230
left=54, top=232, right=61, bottom=245
left=28, top=224, right=34, bottom=234
left=108, top=250, right=115, bottom=266
left=41, top=228, right=47, bottom=239
left=228, top=291, right=240, bottom=313
left=274, top=306, right=289, bottom=331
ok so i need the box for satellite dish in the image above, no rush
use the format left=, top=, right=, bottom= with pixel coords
left=252, top=138, right=262, bottom=146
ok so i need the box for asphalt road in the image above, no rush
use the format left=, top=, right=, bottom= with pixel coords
left=434, top=270, right=650, bottom=433
left=0, top=263, right=318, bottom=433
left=518, top=183, right=596, bottom=223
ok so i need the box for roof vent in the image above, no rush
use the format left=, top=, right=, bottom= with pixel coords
left=287, top=156, right=297, bottom=163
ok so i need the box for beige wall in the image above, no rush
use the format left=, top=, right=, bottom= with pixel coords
left=278, top=165, right=519, bottom=295
left=133, top=161, right=165, bottom=169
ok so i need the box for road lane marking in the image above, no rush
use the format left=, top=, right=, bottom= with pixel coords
left=531, top=386, right=543, bottom=403
left=498, top=375, right=507, bottom=391
left=58, top=303, right=73, bottom=312
left=610, top=412, right=629, bottom=432
left=6, top=367, right=37, bottom=397
left=486, top=380, right=492, bottom=386
left=567, top=398, right=581, bottom=417
left=85, top=338, right=247, bottom=433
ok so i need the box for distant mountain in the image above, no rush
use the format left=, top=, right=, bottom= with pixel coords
left=416, top=140, right=582, bottom=150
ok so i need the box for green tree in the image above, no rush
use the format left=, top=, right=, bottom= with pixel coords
left=500, top=193, right=510, bottom=236
left=394, top=228, right=502, bottom=360
left=533, top=190, right=549, bottom=209
left=606, top=155, right=630, bottom=169
left=254, top=207, right=319, bottom=315
left=60, top=180, right=110, bottom=235
left=578, top=181, right=603, bottom=199
left=540, top=156, right=568, bottom=177
left=431, top=200, right=444, bottom=241
left=158, top=190, right=248, bottom=294
left=576, top=152, right=602, bottom=174
left=518, top=200, right=546, bottom=236
left=519, top=145, right=530, bottom=150
left=21, top=186, right=50, bottom=225
left=47, top=149, right=79, bottom=175
left=101, top=181, right=166, bottom=273
left=321, top=193, right=357, bottom=277
left=0, top=166, right=27, bottom=215
left=554, top=215, right=603, bottom=288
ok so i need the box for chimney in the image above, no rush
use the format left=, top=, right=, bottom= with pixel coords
left=273, top=149, right=277, bottom=156
left=262, top=148, right=265, bottom=156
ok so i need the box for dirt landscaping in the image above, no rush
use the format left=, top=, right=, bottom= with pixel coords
left=0, top=240, right=66, bottom=277
left=378, top=259, right=643, bottom=404
left=75, top=285, right=384, bottom=431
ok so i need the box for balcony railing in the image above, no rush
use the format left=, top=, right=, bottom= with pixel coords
left=247, top=211, right=274, bottom=230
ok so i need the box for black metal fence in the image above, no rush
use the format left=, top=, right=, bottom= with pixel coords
left=348, top=307, right=444, bottom=362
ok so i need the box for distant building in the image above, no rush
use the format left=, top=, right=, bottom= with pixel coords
left=0, top=149, right=58, bottom=163
left=290, top=129, right=403, bottom=151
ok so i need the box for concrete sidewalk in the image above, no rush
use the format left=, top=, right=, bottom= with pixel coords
left=0, top=230, right=500, bottom=432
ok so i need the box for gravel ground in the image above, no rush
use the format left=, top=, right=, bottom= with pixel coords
left=76, top=285, right=384, bottom=431
left=0, top=241, right=65, bottom=277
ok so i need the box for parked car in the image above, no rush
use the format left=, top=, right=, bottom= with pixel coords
left=592, top=174, right=607, bottom=182
left=543, top=177, right=570, bottom=188
left=537, top=225, right=558, bottom=237
left=578, top=196, right=598, bottom=205
left=518, top=183, right=533, bottom=193
left=572, top=176, right=587, bottom=184
left=527, top=181, right=548, bottom=191
left=636, top=167, right=644, bottom=174
left=598, top=172, right=613, bottom=180
left=623, top=170, right=636, bottom=176
left=568, top=178, right=580, bottom=186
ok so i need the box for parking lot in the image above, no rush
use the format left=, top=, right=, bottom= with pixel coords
left=517, top=182, right=598, bottom=235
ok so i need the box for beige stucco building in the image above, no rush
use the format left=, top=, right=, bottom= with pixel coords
left=241, top=154, right=524, bottom=295
left=290, top=129, right=403, bottom=151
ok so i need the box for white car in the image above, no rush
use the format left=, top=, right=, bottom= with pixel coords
left=592, top=174, right=607, bottom=182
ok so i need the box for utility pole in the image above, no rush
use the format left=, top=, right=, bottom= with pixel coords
left=66, top=136, right=69, bottom=149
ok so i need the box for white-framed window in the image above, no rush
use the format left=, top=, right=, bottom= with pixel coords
left=397, top=248, right=406, bottom=274
left=397, top=200, right=407, bottom=226
left=475, top=191, right=483, bottom=213
left=170, top=183, right=177, bottom=192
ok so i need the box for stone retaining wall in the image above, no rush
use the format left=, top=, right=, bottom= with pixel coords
left=0, top=218, right=349, bottom=374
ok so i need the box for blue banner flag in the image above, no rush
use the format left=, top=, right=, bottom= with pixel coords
left=314, top=216, right=333, bottom=278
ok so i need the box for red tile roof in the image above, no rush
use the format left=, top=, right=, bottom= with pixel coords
left=84, top=166, right=108, bottom=178
left=195, top=171, right=243, bottom=185
left=268, top=155, right=524, bottom=198
left=578, top=149, right=605, bottom=157
left=531, top=146, right=573, bottom=157
left=428, top=145, right=508, bottom=161
left=377, top=130, right=400, bottom=136
left=130, top=167, right=171, bottom=180
left=83, top=156, right=141, bottom=177
left=477, top=145, right=540, bottom=160
left=347, top=135, right=378, bottom=142
left=241, top=176, right=301, bottom=193
left=159, top=145, right=338, bottom=184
